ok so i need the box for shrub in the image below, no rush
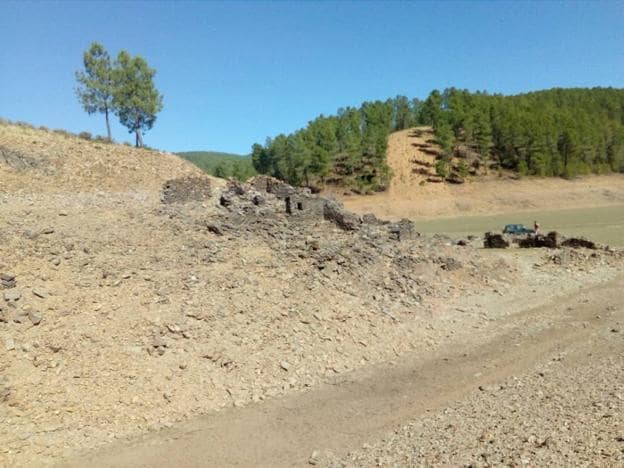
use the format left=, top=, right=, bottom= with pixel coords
left=435, top=159, right=448, bottom=178
left=517, top=160, right=528, bottom=176
left=53, top=128, right=74, bottom=138
left=94, top=135, right=112, bottom=143
left=78, top=131, right=92, bottom=141
left=456, top=161, right=469, bottom=178
left=16, top=121, right=35, bottom=129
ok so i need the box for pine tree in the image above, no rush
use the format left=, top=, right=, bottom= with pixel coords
left=112, top=51, right=163, bottom=148
left=75, top=43, right=115, bottom=141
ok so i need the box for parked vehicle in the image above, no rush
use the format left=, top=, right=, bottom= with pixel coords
left=503, top=224, right=535, bottom=235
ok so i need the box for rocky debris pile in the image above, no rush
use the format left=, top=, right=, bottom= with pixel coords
left=213, top=177, right=395, bottom=233
left=183, top=191, right=458, bottom=313
left=161, top=176, right=213, bottom=204
left=387, top=218, right=418, bottom=241
left=323, top=199, right=361, bottom=231
left=485, top=230, right=602, bottom=251
left=561, top=237, right=597, bottom=249
left=484, top=232, right=509, bottom=248
left=206, top=177, right=423, bottom=249
left=519, top=231, right=559, bottom=248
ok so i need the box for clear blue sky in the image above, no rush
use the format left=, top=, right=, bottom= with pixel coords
left=1, top=1, right=623, bottom=154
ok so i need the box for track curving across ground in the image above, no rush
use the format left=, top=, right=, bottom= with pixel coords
left=62, top=275, right=624, bottom=467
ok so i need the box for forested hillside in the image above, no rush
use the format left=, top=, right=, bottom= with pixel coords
left=425, top=87, right=624, bottom=178
left=177, top=151, right=256, bottom=180
left=251, top=97, right=419, bottom=192
left=250, top=88, right=624, bottom=190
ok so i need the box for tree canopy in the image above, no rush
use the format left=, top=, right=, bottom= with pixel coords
left=428, top=87, right=624, bottom=177
left=75, top=43, right=163, bottom=147
left=75, top=43, right=115, bottom=141
left=113, top=51, right=163, bottom=148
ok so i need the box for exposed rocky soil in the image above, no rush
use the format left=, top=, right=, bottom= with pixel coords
left=332, top=315, right=624, bottom=467
left=1, top=123, right=623, bottom=467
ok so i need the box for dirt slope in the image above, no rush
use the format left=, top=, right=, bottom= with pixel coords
left=0, top=123, right=206, bottom=194
left=338, top=127, right=624, bottom=220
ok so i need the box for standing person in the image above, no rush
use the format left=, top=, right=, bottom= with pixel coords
left=534, top=220, right=540, bottom=234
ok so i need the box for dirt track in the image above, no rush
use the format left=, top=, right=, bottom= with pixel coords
left=64, top=275, right=624, bottom=467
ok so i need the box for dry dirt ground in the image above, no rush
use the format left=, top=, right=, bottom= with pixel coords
left=336, top=127, right=624, bottom=220
left=1, top=123, right=623, bottom=467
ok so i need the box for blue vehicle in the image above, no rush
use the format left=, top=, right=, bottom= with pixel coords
left=503, top=224, right=535, bottom=235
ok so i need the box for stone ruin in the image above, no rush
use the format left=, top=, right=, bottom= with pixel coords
left=161, top=176, right=213, bottom=204
left=165, top=174, right=419, bottom=241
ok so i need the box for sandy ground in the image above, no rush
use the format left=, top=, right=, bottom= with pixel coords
left=1, top=123, right=623, bottom=467
left=336, top=128, right=624, bottom=220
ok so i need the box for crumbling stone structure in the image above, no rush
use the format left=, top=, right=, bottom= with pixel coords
left=161, top=176, right=212, bottom=204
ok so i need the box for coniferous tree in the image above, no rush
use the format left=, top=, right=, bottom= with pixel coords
left=112, top=51, right=163, bottom=147
left=75, top=42, right=115, bottom=141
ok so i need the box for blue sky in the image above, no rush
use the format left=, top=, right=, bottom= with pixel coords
left=1, top=1, right=623, bottom=154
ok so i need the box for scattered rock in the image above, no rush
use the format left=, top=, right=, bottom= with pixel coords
left=4, top=337, right=15, bottom=351
left=32, top=288, right=47, bottom=299
left=206, top=223, right=224, bottom=236
left=4, top=289, right=21, bottom=302
left=309, top=450, right=320, bottom=465
left=28, top=310, right=43, bottom=325
left=1, top=273, right=16, bottom=289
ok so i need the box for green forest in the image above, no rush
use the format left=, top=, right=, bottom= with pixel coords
left=177, top=151, right=256, bottom=180
left=251, top=88, right=624, bottom=190
left=251, top=97, right=419, bottom=192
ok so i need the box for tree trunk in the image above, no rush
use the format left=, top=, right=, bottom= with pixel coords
left=105, top=107, right=112, bottom=142
left=135, top=117, right=143, bottom=148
